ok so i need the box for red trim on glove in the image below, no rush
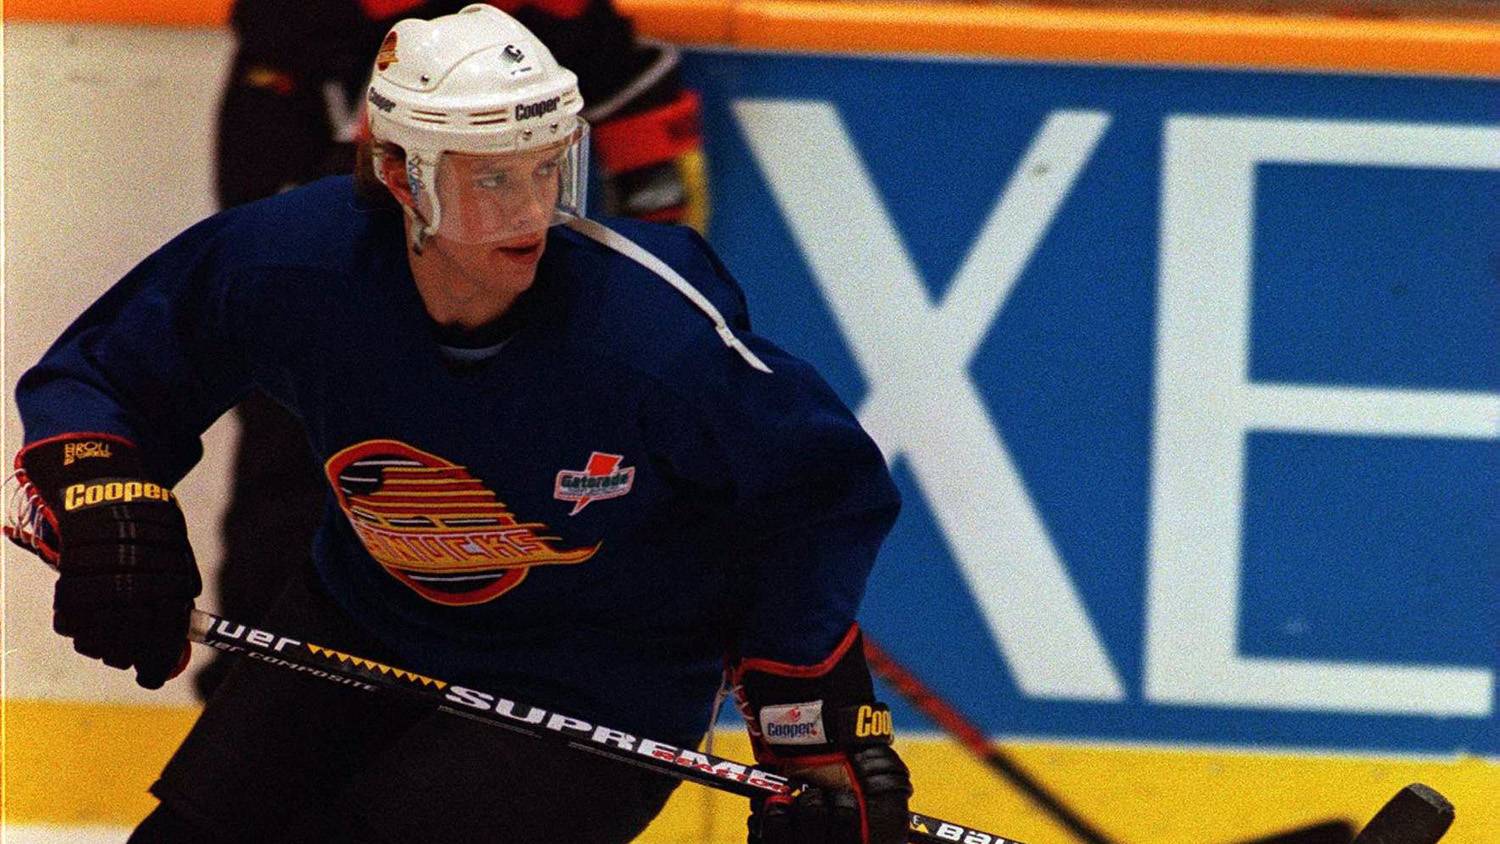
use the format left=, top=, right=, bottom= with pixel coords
left=11, top=433, right=138, bottom=565
left=736, top=623, right=862, bottom=679
left=592, top=90, right=703, bottom=175
left=2, top=495, right=60, bottom=566
left=843, top=755, right=871, bottom=844
left=170, top=641, right=193, bottom=681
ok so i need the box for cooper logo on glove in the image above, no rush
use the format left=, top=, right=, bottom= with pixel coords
left=761, top=701, right=827, bottom=745
left=64, top=479, right=174, bottom=511
left=853, top=704, right=894, bottom=740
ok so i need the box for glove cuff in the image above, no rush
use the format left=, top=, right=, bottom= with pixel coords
left=592, top=90, right=702, bottom=176
left=733, top=625, right=895, bottom=767
left=15, top=433, right=147, bottom=507
left=8, top=434, right=155, bottom=566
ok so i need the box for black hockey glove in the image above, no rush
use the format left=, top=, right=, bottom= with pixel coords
left=734, top=626, right=913, bottom=844
left=7, top=435, right=200, bottom=689
left=590, top=45, right=709, bottom=232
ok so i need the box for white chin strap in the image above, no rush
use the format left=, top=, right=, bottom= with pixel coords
left=560, top=214, right=772, bottom=375
left=405, top=152, right=443, bottom=254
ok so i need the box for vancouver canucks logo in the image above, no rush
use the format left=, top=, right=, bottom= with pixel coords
left=325, top=440, right=598, bottom=606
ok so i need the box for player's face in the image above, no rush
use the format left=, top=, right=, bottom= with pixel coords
left=432, top=145, right=565, bottom=247
left=419, top=145, right=567, bottom=290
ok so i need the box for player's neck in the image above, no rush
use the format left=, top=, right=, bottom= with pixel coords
left=407, top=241, right=533, bottom=330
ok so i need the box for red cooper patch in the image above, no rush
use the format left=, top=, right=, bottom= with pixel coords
left=326, top=440, right=598, bottom=606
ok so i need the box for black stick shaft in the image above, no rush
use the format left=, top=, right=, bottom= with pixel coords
left=188, top=609, right=1025, bottom=844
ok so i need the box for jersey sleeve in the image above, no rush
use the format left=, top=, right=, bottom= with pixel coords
left=14, top=215, right=257, bottom=484
left=649, top=235, right=900, bottom=666
left=706, top=336, right=901, bottom=665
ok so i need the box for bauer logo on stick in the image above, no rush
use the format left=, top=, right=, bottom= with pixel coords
left=368, top=87, right=397, bottom=113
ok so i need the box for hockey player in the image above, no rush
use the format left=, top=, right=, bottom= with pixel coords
left=8, top=5, right=910, bottom=842
left=202, top=0, right=708, bottom=700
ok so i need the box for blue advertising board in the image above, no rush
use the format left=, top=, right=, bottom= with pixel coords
left=684, top=50, right=1499, bottom=756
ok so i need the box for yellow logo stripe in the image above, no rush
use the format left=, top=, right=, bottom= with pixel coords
left=305, top=643, right=447, bottom=689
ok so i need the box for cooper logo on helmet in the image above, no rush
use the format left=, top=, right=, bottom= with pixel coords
left=515, top=96, right=560, bottom=121
left=367, top=87, right=396, bottom=113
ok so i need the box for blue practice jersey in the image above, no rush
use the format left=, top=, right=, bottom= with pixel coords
left=16, top=176, right=900, bottom=742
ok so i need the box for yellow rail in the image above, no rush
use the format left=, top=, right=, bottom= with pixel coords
left=4, top=0, right=1497, bottom=77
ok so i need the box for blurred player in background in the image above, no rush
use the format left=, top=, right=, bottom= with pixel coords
left=8, top=6, right=910, bottom=841
left=198, top=0, right=708, bottom=698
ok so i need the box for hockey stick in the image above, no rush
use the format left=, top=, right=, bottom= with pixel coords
left=186, top=608, right=1023, bottom=844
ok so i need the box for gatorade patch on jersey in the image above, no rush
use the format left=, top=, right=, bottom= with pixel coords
left=325, top=439, right=599, bottom=606
left=759, top=701, right=827, bottom=746
left=554, top=452, right=635, bottom=515
left=375, top=31, right=400, bottom=71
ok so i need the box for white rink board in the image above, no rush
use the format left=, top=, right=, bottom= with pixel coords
left=3, top=23, right=241, bottom=705
left=0, top=825, right=134, bottom=844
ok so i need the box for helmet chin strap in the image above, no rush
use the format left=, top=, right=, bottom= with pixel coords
left=403, top=153, right=443, bottom=256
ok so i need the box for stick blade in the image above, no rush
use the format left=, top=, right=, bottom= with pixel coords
left=1352, top=783, right=1455, bottom=844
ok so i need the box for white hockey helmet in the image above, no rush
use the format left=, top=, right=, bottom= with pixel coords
left=366, top=3, right=587, bottom=246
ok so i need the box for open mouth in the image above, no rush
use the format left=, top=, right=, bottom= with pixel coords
left=494, top=239, right=544, bottom=261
